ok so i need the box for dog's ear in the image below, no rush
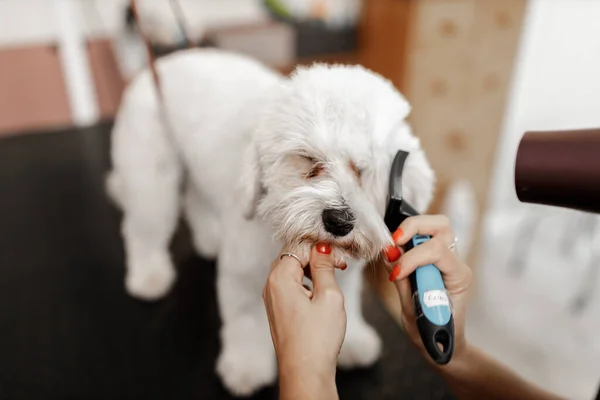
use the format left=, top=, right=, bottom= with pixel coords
left=402, top=147, right=436, bottom=213
left=239, top=143, right=264, bottom=220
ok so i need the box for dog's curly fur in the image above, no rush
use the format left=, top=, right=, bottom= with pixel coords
left=107, top=48, right=435, bottom=396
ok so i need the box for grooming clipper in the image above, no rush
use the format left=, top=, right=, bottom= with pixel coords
left=383, top=151, right=455, bottom=365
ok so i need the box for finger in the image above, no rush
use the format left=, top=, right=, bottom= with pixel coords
left=392, top=215, right=456, bottom=247
left=334, top=259, right=348, bottom=271
left=276, top=247, right=309, bottom=269
left=309, top=243, right=341, bottom=300
left=392, top=237, right=468, bottom=286
left=272, top=249, right=309, bottom=284
left=301, top=286, right=313, bottom=299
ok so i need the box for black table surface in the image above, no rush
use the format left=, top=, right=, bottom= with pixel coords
left=0, top=122, right=454, bottom=400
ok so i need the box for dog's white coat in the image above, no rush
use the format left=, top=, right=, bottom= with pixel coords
left=107, top=48, right=435, bottom=396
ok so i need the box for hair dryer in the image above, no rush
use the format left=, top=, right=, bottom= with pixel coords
left=514, top=127, right=600, bottom=214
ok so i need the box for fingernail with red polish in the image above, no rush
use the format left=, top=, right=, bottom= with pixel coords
left=389, top=265, right=401, bottom=282
left=392, top=228, right=404, bottom=243
left=339, top=263, right=347, bottom=271
left=316, top=242, right=331, bottom=254
left=385, top=245, right=401, bottom=262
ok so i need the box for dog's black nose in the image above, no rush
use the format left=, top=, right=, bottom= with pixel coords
left=322, top=208, right=355, bottom=237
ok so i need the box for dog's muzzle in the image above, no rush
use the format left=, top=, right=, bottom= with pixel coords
left=322, top=208, right=354, bottom=237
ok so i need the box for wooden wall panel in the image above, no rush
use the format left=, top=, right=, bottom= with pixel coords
left=361, top=0, right=527, bottom=267
left=0, top=39, right=126, bottom=137
left=404, top=0, right=527, bottom=268
left=357, top=0, right=415, bottom=92
left=0, top=45, right=72, bottom=137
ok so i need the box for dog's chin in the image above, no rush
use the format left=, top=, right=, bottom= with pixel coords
left=287, top=231, right=382, bottom=263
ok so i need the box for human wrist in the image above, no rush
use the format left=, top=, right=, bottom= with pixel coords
left=433, top=342, right=477, bottom=394
left=433, top=343, right=567, bottom=400
left=278, top=354, right=338, bottom=400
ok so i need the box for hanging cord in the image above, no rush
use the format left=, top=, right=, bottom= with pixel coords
left=129, top=0, right=194, bottom=95
left=129, top=0, right=165, bottom=98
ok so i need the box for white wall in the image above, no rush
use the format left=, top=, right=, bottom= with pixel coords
left=0, top=0, right=60, bottom=46
left=472, top=1, right=600, bottom=399
left=0, top=0, right=269, bottom=48
left=488, top=0, right=600, bottom=211
left=0, top=0, right=129, bottom=47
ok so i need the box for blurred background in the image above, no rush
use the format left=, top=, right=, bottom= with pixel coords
left=1, top=1, right=600, bottom=399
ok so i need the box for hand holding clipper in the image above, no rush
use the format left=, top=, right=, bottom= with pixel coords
left=383, top=151, right=455, bottom=365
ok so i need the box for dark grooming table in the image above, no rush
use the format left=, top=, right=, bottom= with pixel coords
left=0, top=122, right=454, bottom=400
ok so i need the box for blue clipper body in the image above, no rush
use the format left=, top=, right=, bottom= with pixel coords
left=384, top=151, right=454, bottom=365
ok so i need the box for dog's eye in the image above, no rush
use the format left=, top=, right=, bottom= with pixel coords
left=306, top=163, right=324, bottom=179
left=349, top=161, right=362, bottom=180
left=301, top=155, right=324, bottom=179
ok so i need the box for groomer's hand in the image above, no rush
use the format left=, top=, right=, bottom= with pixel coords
left=263, top=243, right=345, bottom=400
left=384, top=215, right=472, bottom=367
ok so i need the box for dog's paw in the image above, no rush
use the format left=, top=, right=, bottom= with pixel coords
left=125, top=257, right=176, bottom=301
left=216, top=345, right=277, bottom=397
left=338, top=323, right=382, bottom=369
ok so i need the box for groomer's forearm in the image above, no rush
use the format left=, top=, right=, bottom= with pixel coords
left=279, top=360, right=339, bottom=400
left=437, top=345, right=566, bottom=400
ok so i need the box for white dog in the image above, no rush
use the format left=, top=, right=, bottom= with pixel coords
left=107, top=48, right=435, bottom=396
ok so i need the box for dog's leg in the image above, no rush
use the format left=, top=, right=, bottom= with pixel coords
left=182, top=183, right=220, bottom=260
left=120, top=158, right=181, bottom=301
left=336, top=261, right=382, bottom=369
left=215, top=213, right=280, bottom=397
left=111, top=97, right=182, bottom=301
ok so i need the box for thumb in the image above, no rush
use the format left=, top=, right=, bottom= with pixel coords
left=309, top=243, right=340, bottom=299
